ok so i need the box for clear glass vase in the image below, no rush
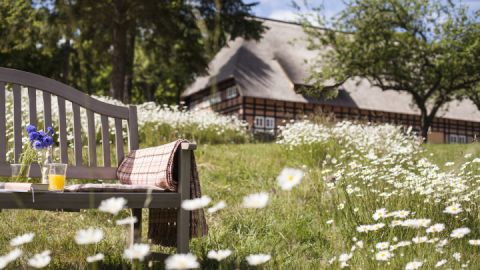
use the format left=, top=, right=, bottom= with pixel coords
left=37, top=147, right=52, bottom=184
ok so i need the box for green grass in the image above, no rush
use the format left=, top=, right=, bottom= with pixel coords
left=423, top=143, right=480, bottom=170
left=0, top=143, right=478, bottom=269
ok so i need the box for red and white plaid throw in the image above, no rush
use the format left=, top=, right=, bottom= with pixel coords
left=117, top=139, right=208, bottom=247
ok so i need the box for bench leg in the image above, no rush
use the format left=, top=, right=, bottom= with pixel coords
left=177, top=146, right=191, bottom=253
left=176, top=207, right=189, bottom=253
left=132, top=208, right=142, bottom=244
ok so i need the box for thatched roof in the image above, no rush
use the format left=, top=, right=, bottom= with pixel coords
left=182, top=18, right=480, bottom=122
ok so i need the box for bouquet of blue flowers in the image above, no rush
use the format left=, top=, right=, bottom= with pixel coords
left=26, top=124, right=54, bottom=150
left=17, top=124, right=56, bottom=182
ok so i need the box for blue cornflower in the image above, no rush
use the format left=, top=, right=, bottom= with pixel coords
left=42, top=136, right=53, bottom=147
left=32, top=140, right=44, bottom=150
left=26, top=124, right=36, bottom=134
left=29, top=132, right=40, bottom=142
left=47, top=127, right=54, bottom=136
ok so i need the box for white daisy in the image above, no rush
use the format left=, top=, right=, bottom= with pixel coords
left=356, top=223, right=385, bottom=232
left=388, top=210, right=410, bottom=219
left=401, top=219, right=431, bottom=228
left=277, top=168, right=304, bottom=190
left=246, top=254, right=271, bottom=266
left=207, top=201, right=227, bottom=213
left=375, top=242, right=390, bottom=250
left=207, top=249, right=232, bottom=261
left=468, top=239, right=480, bottom=246
left=372, top=208, right=388, bottom=220
left=0, top=248, right=23, bottom=269
left=10, top=232, right=35, bottom=247
left=453, top=252, right=461, bottom=261
left=375, top=250, right=393, bottom=261
left=123, top=244, right=150, bottom=261
left=443, top=203, right=462, bottom=215
left=435, top=259, right=447, bottom=268
left=75, top=228, right=104, bottom=245
left=405, top=260, right=423, bottom=270
left=28, top=250, right=51, bottom=269
left=98, top=197, right=127, bottom=215
left=181, top=196, right=212, bottom=211
left=450, top=227, right=470, bottom=238
left=116, top=216, right=138, bottom=225
left=165, top=254, right=199, bottom=269
left=242, top=192, right=269, bottom=209
left=426, top=223, right=445, bottom=234
left=86, top=253, right=105, bottom=263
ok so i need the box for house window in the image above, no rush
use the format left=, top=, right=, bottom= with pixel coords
left=254, top=116, right=264, bottom=128
left=265, top=117, right=275, bottom=129
left=226, top=86, right=238, bottom=99
left=448, top=134, right=467, bottom=144
left=449, top=134, right=457, bottom=143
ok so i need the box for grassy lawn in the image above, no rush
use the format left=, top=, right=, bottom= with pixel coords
left=0, top=142, right=478, bottom=269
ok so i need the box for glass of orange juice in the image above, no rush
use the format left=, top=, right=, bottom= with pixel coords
left=48, top=163, right=68, bottom=192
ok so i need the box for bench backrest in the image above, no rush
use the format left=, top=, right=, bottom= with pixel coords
left=0, top=67, right=139, bottom=179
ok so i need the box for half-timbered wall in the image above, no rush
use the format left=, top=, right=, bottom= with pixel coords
left=185, top=86, right=480, bottom=144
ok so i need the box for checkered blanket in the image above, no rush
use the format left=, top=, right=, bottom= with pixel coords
left=117, top=139, right=208, bottom=247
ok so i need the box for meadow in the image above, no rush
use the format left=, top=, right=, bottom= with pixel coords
left=1, top=119, right=480, bottom=269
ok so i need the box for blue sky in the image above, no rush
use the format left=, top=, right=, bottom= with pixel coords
left=252, top=0, right=480, bottom=21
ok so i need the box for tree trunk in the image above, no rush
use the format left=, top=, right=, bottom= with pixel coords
left=420, top=110, right=432, bottom=143
left=61, top=39, right=71, bottom=84
left=111, top=20, right=128, bottom=101
left=123, top=24, right=135, bottom=104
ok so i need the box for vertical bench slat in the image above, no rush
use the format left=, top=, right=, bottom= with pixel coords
left=28, top=87, right=36, bottom=126
left=72, top=103, right=82, bottom=166
left=13, top=84, right=22, bottom=163
left=128, top=105, right=139, bottom=151
left=114, top=118, right=124, bottom=166
left=101, top=115, right=111, bottom=167
left=87, top=110, right=97, bottom=166
left=57, top=97, right=68, bottom=164
left=43, top=92, right=52, bottom=130
left=0, top=83, right=6, bottom=162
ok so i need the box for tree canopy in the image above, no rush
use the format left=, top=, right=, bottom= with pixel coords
left=0, top=0, right=265, bottom=104
left=302, top=0, right=480, bottom=141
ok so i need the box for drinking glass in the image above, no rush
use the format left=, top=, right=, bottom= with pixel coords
left=10, top=164, right=22, bottom=178
left=48, top=163, right=68, bottom=192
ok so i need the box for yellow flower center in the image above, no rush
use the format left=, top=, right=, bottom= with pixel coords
left=288, top=175, right=294, bottom=182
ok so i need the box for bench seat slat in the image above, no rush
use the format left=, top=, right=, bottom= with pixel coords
left=0, top=192, right=181, bottom=209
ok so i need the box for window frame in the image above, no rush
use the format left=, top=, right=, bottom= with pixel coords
left=254, top=116, right=265, bottom=128
left=226, top=86, right=238, bottom=99
left=265, top=117, right=275, bottom=129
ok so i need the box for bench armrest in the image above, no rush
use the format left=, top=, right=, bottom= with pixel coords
left=180, top=142, right=197, bottom=150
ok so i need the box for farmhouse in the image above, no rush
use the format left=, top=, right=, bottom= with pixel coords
left=181, top=18, right=480, bottom=143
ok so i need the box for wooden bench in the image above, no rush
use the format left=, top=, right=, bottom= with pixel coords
left=0, top=67, right=192, bottom=253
